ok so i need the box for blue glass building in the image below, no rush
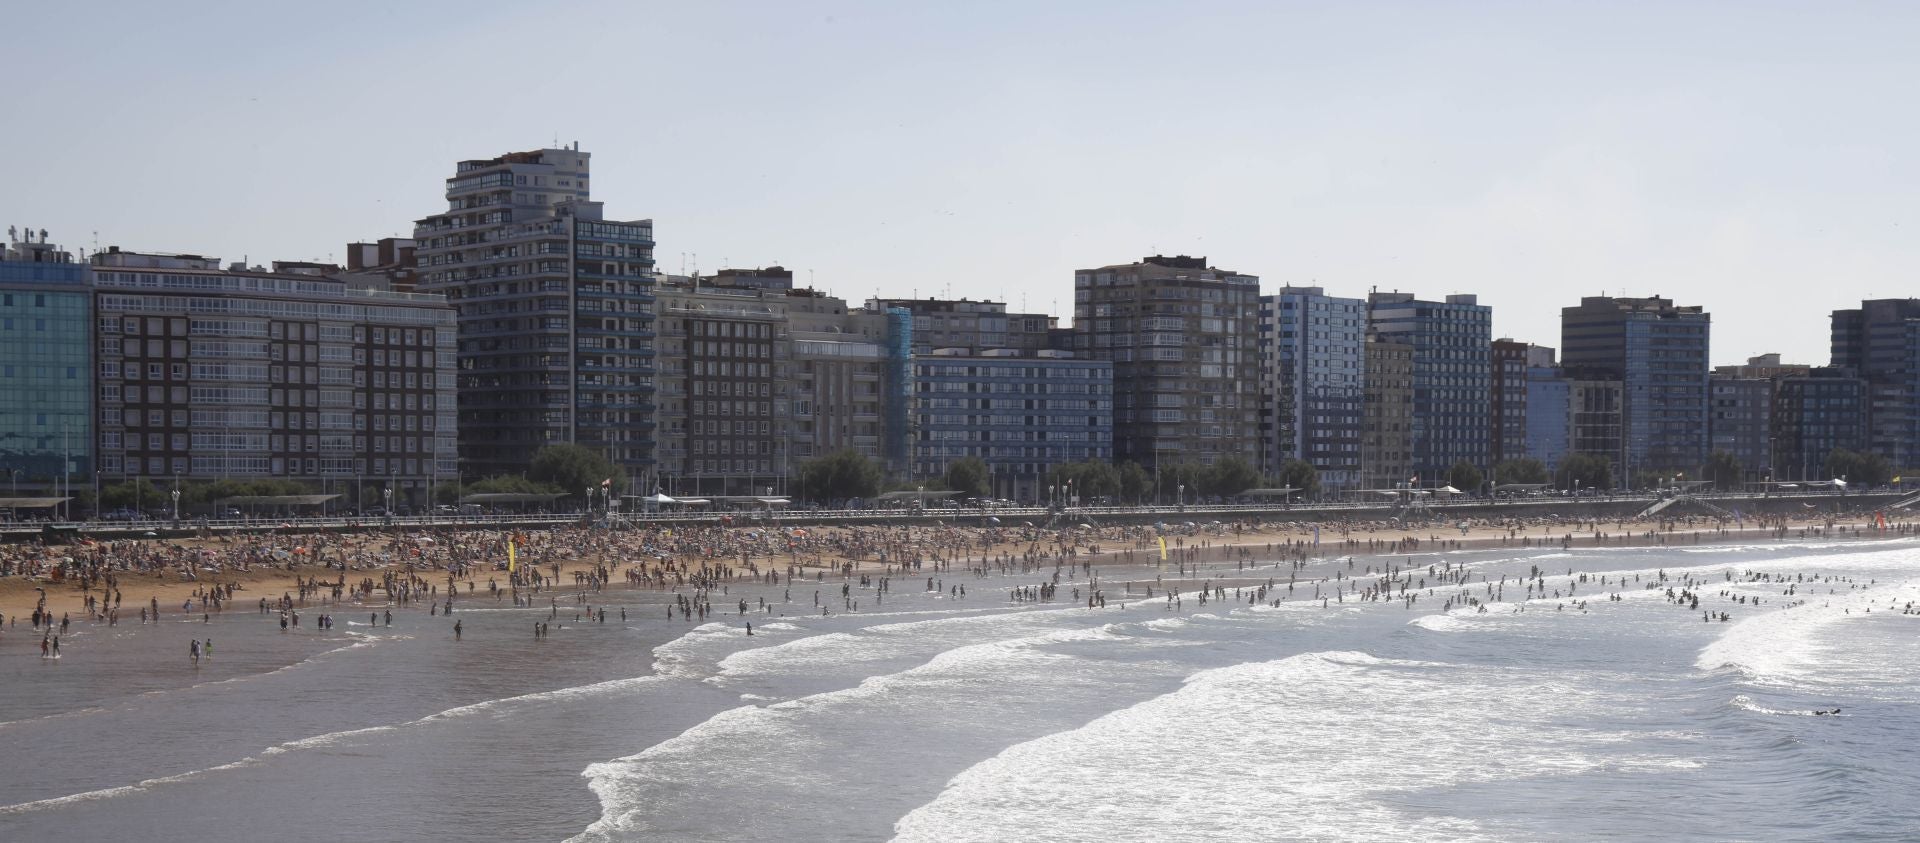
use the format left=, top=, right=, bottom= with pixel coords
left=913, top=352, right=1112, bottom=502
left=0, top=231, right=92, bottom=503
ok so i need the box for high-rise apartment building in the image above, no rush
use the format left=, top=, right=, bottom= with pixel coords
left=1366, top=291, right=1492, bottom=484
left=1709, top=374, right=1774, bottom=481
left=652, top=278, right=791, bottom=497
left=90, top=248, right=456, bottom=506
left=1258, top=287, right=1365, bottom=489
left=1772, top=369, right=1868, bottom=481
left=0, top=229, right=91, bottom=505
left=1071, top=255, right=1259, bottom=469
left=786, top=293, right=911, bottom=475
left=1561, top=296, right=1710, bottom=478
left=1568, top=378, right=1625, bottom=470
left=1490, top=338, right=1531, bottom=464
left=1830, top=299, right=1920, bottom=470
left=912, top=351, right=1112, bottom=501
left=875, top=296, right=1103, bottom=497
left=871, top=297, right=1054, bottom=356
left=1524, top=365, right=1571, bottom=473
left=1361, top=336, right=1413, bottom=488
left=413, top=146, right=657, bottom=480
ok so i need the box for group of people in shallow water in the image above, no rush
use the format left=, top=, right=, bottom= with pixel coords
left=3, top=503, right=1907, bottom=683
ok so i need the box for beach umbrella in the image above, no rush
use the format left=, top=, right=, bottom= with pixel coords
left=987, top=517, right=1001, bottom=524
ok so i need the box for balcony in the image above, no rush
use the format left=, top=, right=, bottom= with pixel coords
left=577, top=381, right=656, bottom=394
left=576, top=324, right=657, bottom=341
left=577, top=286, right=657, bottom=304
left=576, top=268, right=656, bottom=284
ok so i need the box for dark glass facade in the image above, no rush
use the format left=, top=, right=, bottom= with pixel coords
left=0, top=260, right=92, bottom=492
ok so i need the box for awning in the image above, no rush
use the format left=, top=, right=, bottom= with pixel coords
left=874, top=490, right=963, bottom=501
left=216, top=495, right=343, bottom=506
left=459, top=493, right=567, bottom=504
left=0, top=497, right=72, bottom=509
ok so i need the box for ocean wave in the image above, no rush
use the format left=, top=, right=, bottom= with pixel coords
left=892, top=650, right=1669, bottom=843
left=1728, top=694, right=1840, bottom=717
left=0, top=757, right=263, bottom=816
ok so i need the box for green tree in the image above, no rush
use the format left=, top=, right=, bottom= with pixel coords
left=99, top=478, right=166, bottom=511
left=1203, top=456, right=1261, bottom=498
left=1447, top=461, right=1484, bottom=493
left=1491, top=457, right=1549, bottom=486
left=1556, top=453, right=1613, bottom=491
left=1047, top=459, right=1118, bottom=503
left=528, top=443, right=626, bottom=497
left=943, top=456, right=990, bottom=499
left=1157, top=463, right=1207, bottom=504
left=794, top=448, right=883, bottom=503
left=466, top=475, right=557, bottom=496
left=1275, top=458, right=1321, bottom=499
left=1116, top=461, right=1151, bottom=505
left=1825, top=448, right=1892, bottom=487
left=1702, top=451, right=1744, bottom=490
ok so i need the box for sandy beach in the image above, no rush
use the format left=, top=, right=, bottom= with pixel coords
left=0, top=507, right=1903, bottom=625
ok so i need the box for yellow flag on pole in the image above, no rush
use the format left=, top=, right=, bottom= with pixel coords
left=507, top=539, right=517, bottom=572
left=1157, top=536, right=1168, bottom=561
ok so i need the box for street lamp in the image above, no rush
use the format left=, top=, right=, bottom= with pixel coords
left=1178, top=483, right=1185, bottom=510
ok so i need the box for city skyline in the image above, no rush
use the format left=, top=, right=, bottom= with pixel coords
left=8, top=1, right=1920, bottom=365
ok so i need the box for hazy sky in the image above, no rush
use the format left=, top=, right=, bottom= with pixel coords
left=6, top=1, right=1917, bottom=364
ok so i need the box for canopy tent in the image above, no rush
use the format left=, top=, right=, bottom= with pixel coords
left=1436, top=485, right=1463, bottom=495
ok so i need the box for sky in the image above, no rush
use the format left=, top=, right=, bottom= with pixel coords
left=5, top=0, right=1918, bottom=365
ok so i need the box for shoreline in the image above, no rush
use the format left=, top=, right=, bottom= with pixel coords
left=0, top=512, right=1906, bottom=626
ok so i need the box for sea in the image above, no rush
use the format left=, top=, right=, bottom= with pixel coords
left=1, top=536, right=1917, bottom=842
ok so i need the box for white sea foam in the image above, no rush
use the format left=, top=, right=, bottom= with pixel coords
left=892, top=650, right=1681, bottom=843
left=573, top=624, right=1138, bottom=842
left=0, top=757, right=263, bottom=815
left=1694, top=574, right=1919, bottom=684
